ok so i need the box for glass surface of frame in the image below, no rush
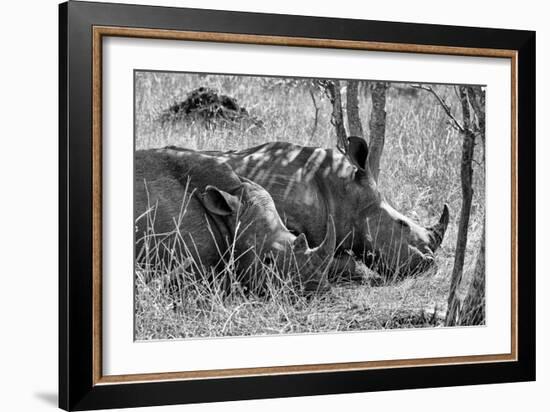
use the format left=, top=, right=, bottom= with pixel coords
left=59, top=2, right=535, bottom=410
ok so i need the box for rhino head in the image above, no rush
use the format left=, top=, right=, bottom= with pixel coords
left=345, top=137, right=450, bottom=278
left=202, top=177, right=336, bottom=292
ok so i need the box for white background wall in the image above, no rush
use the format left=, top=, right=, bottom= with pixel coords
left=0, top=0, right=545, bottom=411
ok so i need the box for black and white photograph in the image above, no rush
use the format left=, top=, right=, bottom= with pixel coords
left=134, top=71, right=486, bottom=340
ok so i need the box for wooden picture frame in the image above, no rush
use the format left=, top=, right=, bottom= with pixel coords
left=59, top=1, right=535, bottom=410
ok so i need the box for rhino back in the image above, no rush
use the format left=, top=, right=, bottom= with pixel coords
left=222, top=142, right=358, bottom=248
left=134, top=150, right=236, bottom=269
left=136, top=149, right=241, bottom=193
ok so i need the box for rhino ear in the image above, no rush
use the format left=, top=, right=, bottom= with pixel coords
left=293, top=233, right=310, bottom=252
left=347, top=136, right=369, bottom=171
left=203, top=186, right=241, bottom=216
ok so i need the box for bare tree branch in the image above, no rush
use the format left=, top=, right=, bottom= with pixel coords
left=309, top=89, right=320, bottom=141
left=413, top=84, right=465, bottom=133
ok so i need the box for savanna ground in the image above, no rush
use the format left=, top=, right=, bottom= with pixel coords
left=134, top=71, right=485, bottom=340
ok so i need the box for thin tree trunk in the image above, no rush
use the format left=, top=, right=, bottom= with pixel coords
left=346, top=80, right=364, bottom=137
left=468, top=85, right=486, bottom=160
left=467, top=86, right=485, bottom=139
left=367, top=82, right=388, bottom=182
left=324, top=80, right=347, bottom=153
left=458, top=225, right=485, bottom=325
left=445, top=86, right=476, bottom=326
left=413, top=84, right=485, bottom=326
left=457, top=86, right=486, bottom=326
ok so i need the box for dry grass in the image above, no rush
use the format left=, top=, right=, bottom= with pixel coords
left=134, top=72, right=485, bottom=340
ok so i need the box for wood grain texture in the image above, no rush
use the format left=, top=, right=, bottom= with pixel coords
left=97, top=353, right=514, bottom=385
left=94, top=26, right=517, bottom=57
left=92, top=27, right=103, bottom=385
left=511, top=52, right=518, bottom=360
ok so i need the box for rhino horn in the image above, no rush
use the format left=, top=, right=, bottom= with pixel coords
left=428, top=204, right=450, bottom=252
left=293, top=217, right=336, bottom=259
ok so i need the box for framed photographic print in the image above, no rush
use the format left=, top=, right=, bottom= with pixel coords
left=59, top=1, right=536, bottom=410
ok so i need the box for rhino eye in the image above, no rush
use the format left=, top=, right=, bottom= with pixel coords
left=288, top=229, right=300, bottom=237
left=397, top=219, right=410, bottom=229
